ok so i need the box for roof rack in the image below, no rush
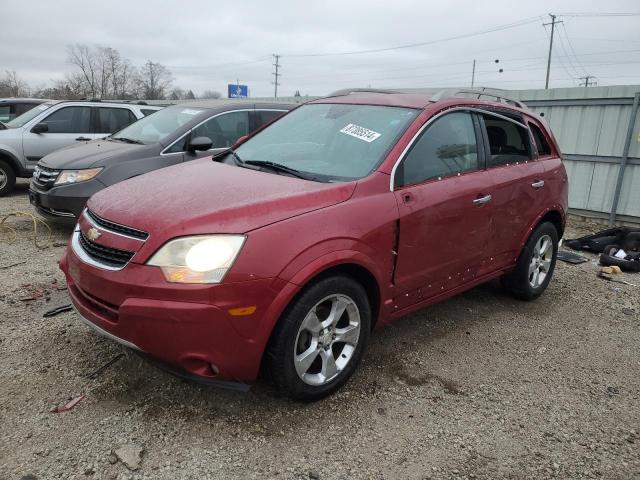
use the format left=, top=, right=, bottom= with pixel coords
left=326, top=88, right=402, bottom=98
left=430, top=87, right=527, bottom=109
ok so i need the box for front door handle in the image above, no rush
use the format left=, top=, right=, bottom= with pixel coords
left=531, top=180, right=545, bottom=189
left=472, top=194, right=492, bottom=205
left=75, top=136, right=91, bottom=141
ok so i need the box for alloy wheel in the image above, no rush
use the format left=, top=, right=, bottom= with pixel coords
left=0, top=169, right=7, bottom=190
left=294, top=294, right=361, bottom=386
left=529, top=234, right=553, bottom=288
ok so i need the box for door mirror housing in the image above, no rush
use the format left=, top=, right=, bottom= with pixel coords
left=232, top=135, right=249, bottom=148
left=187, top=136, right=213, bottom=152
left=31, top=123, right=49, bottom=134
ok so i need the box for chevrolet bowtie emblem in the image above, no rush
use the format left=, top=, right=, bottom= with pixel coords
left=87, top=227, right=101, bottom=241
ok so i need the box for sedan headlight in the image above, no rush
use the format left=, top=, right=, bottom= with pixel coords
left=55, top=168, right=103, bottom=185
left=147, top=235, right=246, bottom=284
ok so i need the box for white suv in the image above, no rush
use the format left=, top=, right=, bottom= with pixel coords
left=0, top=100, right=161, bottom=195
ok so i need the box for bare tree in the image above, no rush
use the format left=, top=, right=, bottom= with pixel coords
left=0, top=70, right=30, bottom=97
left=168, top=87, right=185, bottom=100
left=67, top=44, right=98, bottom=97
left=200, top=90, right=221, bottom=99
left=137, top=60, right=173, bottom=100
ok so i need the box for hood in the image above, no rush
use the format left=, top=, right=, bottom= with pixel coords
left=87, top=157, right=356, bottom=237
left=40, top=139, right=151, bottom=169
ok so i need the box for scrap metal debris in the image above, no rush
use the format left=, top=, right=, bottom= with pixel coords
left=557, top=250, right=588, bottom=264
left=597, top=272, right=638, bottom=287
left=0, top=260, right=26, bottom=270
left=43, top=304, right=73, bottom=317
left=87, top=353, right=124, bottom=380
left=51, top=394, right=85, bottom=413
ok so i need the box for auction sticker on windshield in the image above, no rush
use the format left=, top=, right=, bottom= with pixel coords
left=339, top=124, right=381, bottom=143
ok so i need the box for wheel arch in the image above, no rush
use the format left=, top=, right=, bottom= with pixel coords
left=0, top=149, right=23, bottom=176
left=518, top=206, right=566, bottom=253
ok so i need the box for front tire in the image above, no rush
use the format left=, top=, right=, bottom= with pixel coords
left=0, top=160, right=16, bottom=196
left=265, top=275, right=371, bottom=401
left=502, top=221, right=559, bottom=300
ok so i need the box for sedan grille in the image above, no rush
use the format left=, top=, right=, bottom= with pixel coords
left=78, top=230, right=134, bottom=268
left=86, top=209, right=149, bottom=240
left=32, top=165, right=60, bottom=190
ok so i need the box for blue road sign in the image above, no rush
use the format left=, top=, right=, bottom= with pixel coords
left=228, top=84, right=248, bottom=98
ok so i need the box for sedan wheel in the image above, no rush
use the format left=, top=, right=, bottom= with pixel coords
left=265, top=275, right=371, bottom=401
left=528, top=234, right=553, bottom=288
left=501, top=221, right=559, bottom=301
left=294, top=294, right=361, bottom=386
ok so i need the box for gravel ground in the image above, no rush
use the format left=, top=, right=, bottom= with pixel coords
left=1, top=178, right=639, bottom=480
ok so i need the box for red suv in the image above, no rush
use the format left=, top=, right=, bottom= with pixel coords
left=60, top=89, right=568, bottom=401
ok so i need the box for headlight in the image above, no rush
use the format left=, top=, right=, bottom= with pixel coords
left=147, top=235, right=246, bottom=284
left=55, top=168, right=103, bottom=185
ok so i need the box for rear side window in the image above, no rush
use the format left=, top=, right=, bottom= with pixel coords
left=529, top=123, right=552, bottom=156
left=0, top=105, right=10, bottom=122
left=255, top=110, right=285, bottom=128
left=141, top=109, right=158, bottom=116
left=192, top=110, right=250, bottom=148
left=96, top=108, right=137, bottom=134
left=396, top=111, right=479, bottom=187
left=482, top=114, right=532, bottom=167
left=41, top=106, right=91, bottom=133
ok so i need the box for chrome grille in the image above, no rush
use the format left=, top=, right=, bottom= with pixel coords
left=86, top=209, right=148, bottom=240
left=78, top=230, right=134, bottom=268
left=32, top=165, right=60, bottom=190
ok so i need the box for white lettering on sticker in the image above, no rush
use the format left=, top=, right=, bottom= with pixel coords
left=339, top=123, right=381, bottom=143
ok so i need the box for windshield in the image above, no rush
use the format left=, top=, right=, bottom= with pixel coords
left=110, top=106, right=204, bottom=144
left=235, top=103, right=419, bottom=181
left=6, top=103, right=53, bottom=128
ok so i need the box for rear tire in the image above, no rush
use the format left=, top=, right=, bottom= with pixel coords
left=502, top=221, right=559, bottom=301
left=0, top=159, right=16, bottom=196
left=265, top=275, right=371, bottom=402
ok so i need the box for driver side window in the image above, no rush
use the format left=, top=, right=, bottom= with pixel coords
left=192, top=111, right=249, bottom=149
left=395, top=111, right=479, bottom=187
left=41, top=106, right=91, bottom=134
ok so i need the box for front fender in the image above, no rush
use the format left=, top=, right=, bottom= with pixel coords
left=0, top=146, right=25, bottom=175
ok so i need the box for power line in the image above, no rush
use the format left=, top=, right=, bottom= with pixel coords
left=559, top=23, right=590, bottom=76
left=282, top=16, right=543, bottom=57
left=556, top=12, right=640, bottom=17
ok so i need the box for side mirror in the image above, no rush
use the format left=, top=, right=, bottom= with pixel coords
left=232, top=135, right=249, bottom=148
left=187, top=136, right=213, bottom=152
left=31, top=123, right=49, bottom=134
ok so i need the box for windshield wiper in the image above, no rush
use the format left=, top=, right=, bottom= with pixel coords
left=111, top=136, right=143, bottom=145
left=243, top=160, right=315, bottom=180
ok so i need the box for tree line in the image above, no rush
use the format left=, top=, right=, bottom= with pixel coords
left=0, top=44, right=221, bottom=101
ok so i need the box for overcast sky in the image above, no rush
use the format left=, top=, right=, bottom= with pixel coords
left=1, top=0, right=639, bottom=97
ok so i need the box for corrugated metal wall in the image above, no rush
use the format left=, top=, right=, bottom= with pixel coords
left=507, top=85, right=640, bottom=220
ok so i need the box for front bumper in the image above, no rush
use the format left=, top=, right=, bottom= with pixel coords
left=30, top=178, right=105, bottom=219
left=60, top=245, right=283, bottom=383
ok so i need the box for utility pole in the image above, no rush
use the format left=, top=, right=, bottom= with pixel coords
left=272, top=54, right=281, bottom=99
left=543, top=13, right=562, bottom=89
left=578, top=75, right=597, bottom=87
left=471, top=59, right=476, bottom=88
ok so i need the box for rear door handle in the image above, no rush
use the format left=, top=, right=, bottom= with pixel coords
left=531, top=180, right=545, bottom=189
left=75, top=136, right=91, bottom=141
left=472, top=194, right=492, bottom=205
